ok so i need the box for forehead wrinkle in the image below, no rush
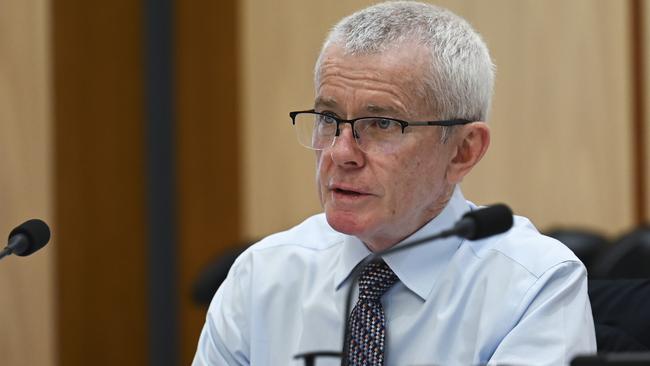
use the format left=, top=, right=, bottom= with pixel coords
left=317, top=43, right=436, bottom=119
left=317, top=70, right=412, bottom=116
left=319, top=64, right=401, bottom=91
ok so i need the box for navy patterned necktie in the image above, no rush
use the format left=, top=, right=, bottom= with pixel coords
left=347, top=260, right=399, bottom=366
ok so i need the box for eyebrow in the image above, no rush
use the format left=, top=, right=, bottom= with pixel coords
left=313, top=99, right=403, bottom=117
left=366, top=104, right=401, bottom=116
left=314, top=97, right=338, bottom=110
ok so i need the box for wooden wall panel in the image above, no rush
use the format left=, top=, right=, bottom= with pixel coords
left=241, top=0, right=635, bottom=239
left=0, top=0, right=54, bottom=365
left=175, top=0, right=241, bottom=364
left=643, top=0, right=650, bottom=223
left=53, top=1, right=148, bottom=365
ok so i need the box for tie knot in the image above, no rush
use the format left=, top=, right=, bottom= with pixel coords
left=358, top=260, right=399, bottom=302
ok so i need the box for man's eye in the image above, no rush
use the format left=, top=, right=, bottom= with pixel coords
left=317, top=114, right=337, bottom=124
left=369, top=118, right=396, bottom=130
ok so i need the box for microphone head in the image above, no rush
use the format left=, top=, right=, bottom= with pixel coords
left=461, top=204, right=513, bottom=240
left=8, top=219, right=51, bottom=256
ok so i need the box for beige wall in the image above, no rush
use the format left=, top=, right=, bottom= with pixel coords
left=441, top=0, right=634, bottom=233
left=241, top=0, right=635, bottom=239
left=0, top=0, right=54, bottom=365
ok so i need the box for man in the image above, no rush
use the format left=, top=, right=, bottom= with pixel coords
left=194, top=2, right=596, bottom=365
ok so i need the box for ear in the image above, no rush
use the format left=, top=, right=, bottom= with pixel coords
left=446, top=122, right=490, bottom=184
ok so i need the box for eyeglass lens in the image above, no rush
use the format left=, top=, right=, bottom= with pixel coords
left=293, top=113, right=403, bottom=153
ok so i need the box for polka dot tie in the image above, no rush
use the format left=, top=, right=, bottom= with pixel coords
left=347, top=260, right=399, bottom=366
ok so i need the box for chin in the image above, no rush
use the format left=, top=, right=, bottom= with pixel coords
left=324, top=209, right=370, bottom=237
left=325, top=210, right=372, bottom=241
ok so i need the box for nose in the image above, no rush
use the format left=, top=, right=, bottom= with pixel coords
left=329, top=123, right=365, bottom=168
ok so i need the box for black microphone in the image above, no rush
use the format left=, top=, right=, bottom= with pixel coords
left=381, top=204, right=513, bottom=257
left=449, top=204, right=513, bottom=240
left=0, top=219, right=51, bottom=261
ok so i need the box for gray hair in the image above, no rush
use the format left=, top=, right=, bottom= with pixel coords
left=315, top=1, right=495, bottom=140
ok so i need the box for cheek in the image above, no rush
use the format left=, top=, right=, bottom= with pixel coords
left=391, top=153, right=446, bottom=205
left=376, top=154, right=419, bottom=204
left=397, top=160, right=426, bottom=197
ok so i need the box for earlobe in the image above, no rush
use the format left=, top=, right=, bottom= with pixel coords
left=447, top=123, right=490, bottom=184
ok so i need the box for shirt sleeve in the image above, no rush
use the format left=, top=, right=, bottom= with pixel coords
left=193, top=252, right=252, bottom=366
left=488, top=260, right=597, bottom=366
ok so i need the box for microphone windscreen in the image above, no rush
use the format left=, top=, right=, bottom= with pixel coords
left=462, top=204, right=513, bottom=240
left=9, top=219, right=51, bottom=256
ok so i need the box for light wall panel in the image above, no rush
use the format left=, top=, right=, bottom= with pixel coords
left=241, top=0, right=635, bottom=239
left=443, top=0, right=634, bottom=235
left=0, top=0, right=54, bottom=365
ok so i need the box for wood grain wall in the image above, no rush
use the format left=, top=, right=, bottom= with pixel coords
left=175, top=0, right=241, bottom=363
left=241, top=0, right=638, bottom=240
left=0, top=0, right=54, bottom=365
left=53, top=1, right=148, bottom=365
left=643, top=0, right=650, bottom=222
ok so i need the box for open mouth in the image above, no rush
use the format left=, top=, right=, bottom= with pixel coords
left=333, top=188, right=363, bottom=196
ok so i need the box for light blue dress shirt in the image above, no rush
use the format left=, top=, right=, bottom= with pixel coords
left=193, top=187, right=597, bottom=365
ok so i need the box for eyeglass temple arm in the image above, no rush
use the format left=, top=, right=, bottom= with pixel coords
left=408, top=119, right=473, bottom=127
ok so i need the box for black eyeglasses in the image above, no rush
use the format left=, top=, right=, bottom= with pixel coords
left=289, top=109, right=473, bottom=154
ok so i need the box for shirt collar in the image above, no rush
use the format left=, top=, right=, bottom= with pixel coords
left=335, top=186, right=471, bottom=300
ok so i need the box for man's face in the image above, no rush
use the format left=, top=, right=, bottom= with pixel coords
left=315, top=44, right=459, bottom=252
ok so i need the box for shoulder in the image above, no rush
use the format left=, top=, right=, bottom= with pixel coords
left=252, top=213, right=342, bottom=252
left=466, top=214, right=582, bottom=279
left=229, top=213, right=344, bottom=274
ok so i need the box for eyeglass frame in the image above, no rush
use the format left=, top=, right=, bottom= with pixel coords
left=289, top=109, right=474, bottom=148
